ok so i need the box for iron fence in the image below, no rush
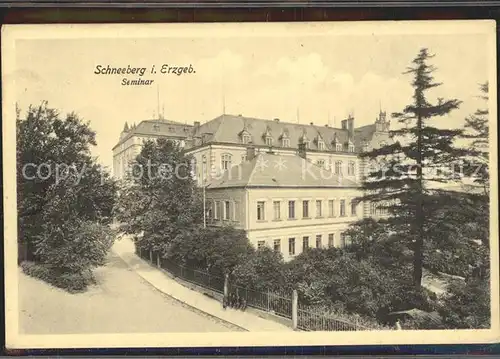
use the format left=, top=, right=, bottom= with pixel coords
left=158, top=255, right=225, bottom=294
left=230, top=285, right=293, bottom=319
left=297, top=306, right=370, bottom=331
left=137, top=246, right=370, bottom=331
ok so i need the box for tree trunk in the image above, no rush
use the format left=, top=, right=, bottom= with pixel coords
left=413, top=106, right=424, bottom=290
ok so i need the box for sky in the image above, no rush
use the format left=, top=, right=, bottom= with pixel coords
left=10, top=22, right=492, bottom=170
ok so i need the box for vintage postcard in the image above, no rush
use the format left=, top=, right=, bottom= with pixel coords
left=2, top=20, right=499, bottom=349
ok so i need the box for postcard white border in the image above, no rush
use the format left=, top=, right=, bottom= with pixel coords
left=2, top=20, right=499, bottom=349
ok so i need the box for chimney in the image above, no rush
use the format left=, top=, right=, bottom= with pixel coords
left=298, top=143, right=307, bottom=159
left=246, top=144, right=256, bottom=161
left=274, top=118, right=280, bottom=122
left=325, top=124, right=329, bottom=127
left=347, top=115, right=354, bottom=135
left=341, top=120, right=347, bottom=130
left=310, top=122, right=314, bottom=126
left=194, top=121, right=200, bottom=128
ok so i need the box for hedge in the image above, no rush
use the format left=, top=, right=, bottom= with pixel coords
left=21, top=261, right=96, bottom=293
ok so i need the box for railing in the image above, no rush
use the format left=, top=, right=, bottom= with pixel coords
left=159, top=255, right=225, bottom=294
left=297, top=306, right=369, bottom=331
left=229, top=285, right=293, bottom=319
left=138, top=247, right=370, bottom=331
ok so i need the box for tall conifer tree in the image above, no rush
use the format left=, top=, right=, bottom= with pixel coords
left=359, top=48, right=466, bottom=289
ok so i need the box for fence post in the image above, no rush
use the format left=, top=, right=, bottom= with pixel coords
left=139, top=246, right=142, bottom=259
left=292, top=289, right=298, bottom=330
left=223, top=273, right=229, bottom=301
left=267, top=289, right=271, bottom=311
left=149, top=249, right=153, bottom=263
left=156, top=253, right=161, bottom=267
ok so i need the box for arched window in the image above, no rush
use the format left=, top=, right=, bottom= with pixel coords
left=282, top=138, right=290, bottom=147
left=221, top=153, right=232, bottom=170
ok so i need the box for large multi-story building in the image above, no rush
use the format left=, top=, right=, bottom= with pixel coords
left=112, top=112, right=391, bottom=259
left=112, top=117, right=193, bottom=179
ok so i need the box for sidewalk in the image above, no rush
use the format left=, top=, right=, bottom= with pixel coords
left=112, top=237, right=293, bottom=332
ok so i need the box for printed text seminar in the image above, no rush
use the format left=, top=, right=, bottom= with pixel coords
left=94, top=64, right=197, bottom=86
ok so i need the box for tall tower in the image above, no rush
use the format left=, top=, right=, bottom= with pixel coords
left=375, top=110, right=390, bottom=132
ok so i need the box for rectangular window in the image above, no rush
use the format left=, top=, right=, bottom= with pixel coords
left=340, top=200, right=346, bottom=217
left=340, top=233, right=347, bottom=248
left=317, top=159, right=325, bottom=167
left=257, top=201, right=265, bottom=221
left=316, top=200, right=322, bottom=217
left=288, top=200, right=295, bottom=219
left=214, top=201, right=219, bottom=219
left=328, top=233, right=335, bottom=248
left=302, top=200, right=309, bottom=218
left=257, top=240, right=266, bottom=249
left=370, top=202, right=377, bottom=215
left=316, top=235, right=322, bottom=248
left=224, top=201, right=230, bottom=220
left=328, top=200, right=335, bottom=217
left=348, top=161, right=356, bottom=176
left=302, top=236, right=309, bottom=251
left=335, top=160, right=342, bottom=175
left=233, top=201, right=239, bottom=221
left=288, top=238, right=295, bottom=255
left=273, top=201, right=281, bottom=220
left=351, top=201, right=357, bottom=216
left=273, top=239, right=281, bottom=252
left=221, top=154, right=232, bottom=170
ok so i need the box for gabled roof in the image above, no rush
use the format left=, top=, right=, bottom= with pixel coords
left=206, top=152, right=360, bottom=189
left=113, top=119, right=193, bottom=150
left=194, top=114, right=353, bottom=151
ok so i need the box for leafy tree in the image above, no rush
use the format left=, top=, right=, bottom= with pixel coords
left=17, top=102, right=117, bottom=279
left=115, top=138, right=203, bottom=255
left=232, top=246, right=286, bottom=291
left=358, top=48, right=466, bottom=289
left=168, top=226, right=254, bottom=276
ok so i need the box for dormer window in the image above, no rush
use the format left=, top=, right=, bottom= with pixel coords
left=265, top=136, right=273, bottom=146
left=242, top=134, right=251, bottom=144
left=348, top=142, right=355, bottom=152
left=280, top=129, right=290, bottom=148
left=153, top=124, right=160, bottom=131
left=335, top=143, right=343, bottom=152
left=318, top=141, right=325, bottom=151
left=299, top=131, right=310, bottom=149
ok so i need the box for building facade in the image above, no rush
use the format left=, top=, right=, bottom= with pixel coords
left=112, top=118, right=192, bottom=179
left=112, top=112, right=391, bottom=259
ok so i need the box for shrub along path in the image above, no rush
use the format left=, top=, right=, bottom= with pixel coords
left=19, top=250, right=240, bottom=334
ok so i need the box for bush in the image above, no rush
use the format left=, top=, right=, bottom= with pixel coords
left=438, top=273, right=490, bottom=329
left=21, top=261, right=96, bottom=293
left=34, top=220, right=115, bottom=274
left=232, top=246, right=285, bottom=291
